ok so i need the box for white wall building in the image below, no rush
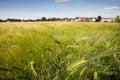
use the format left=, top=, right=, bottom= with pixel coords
left=102, top=18, right=114, bottom=22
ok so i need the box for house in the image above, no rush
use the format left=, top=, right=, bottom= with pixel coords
left=70, top=18, right=75, bottom=22
left=102, top=18, right=114, bottom=22
left=81, top=17, right=89, bottom=22
left=74, top=17, right=89, bottom=22
left=88, top=17, right=98, bottom=22
left=74, top=17, right=82, bottom=22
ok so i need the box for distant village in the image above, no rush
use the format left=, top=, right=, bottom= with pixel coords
left=0, top=15, right=119, bottom=23
left=63, top=16, right=115, bottom=22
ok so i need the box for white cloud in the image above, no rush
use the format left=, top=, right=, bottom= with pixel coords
left=55, top=0, right=70, bottom=3
left=111, top=0, right=120, bottom=1
left=104, top=7, right=120, bottom=12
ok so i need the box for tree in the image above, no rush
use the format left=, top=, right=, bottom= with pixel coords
left=95, top=16, right=102, bottom=22
left=98, top=16, right=102, bottom=22
left=50, top=17, right=56, bottom=21
left=7, top=18, right=21, bottom=22
left=41, top=17, right=46, bottom=21
left=56, top=18, right=61, bottom=21
left=36, top=19, right=41, bottom=21
left=0, top=19, right=3, bottom=22
left=115, top=15, right=120, bottom=23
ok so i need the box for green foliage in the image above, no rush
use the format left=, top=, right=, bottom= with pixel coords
left=41, top=17, right=46, bottom=21
left=0, top=22, right=120, bottom=80
left=115, top=15, right=120, bottom=23
left=7, top=18, right=21, bottom=22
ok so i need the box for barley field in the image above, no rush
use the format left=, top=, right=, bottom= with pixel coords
left=0, top=22, right=120, bottom=80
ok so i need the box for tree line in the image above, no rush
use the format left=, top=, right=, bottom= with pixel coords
left=0, top=16, right=100, bottom=22
left=0, top=15, right=120, bottom=23
left=0, top=17, right=64, bottom=22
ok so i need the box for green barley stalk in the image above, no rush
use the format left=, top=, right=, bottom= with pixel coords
left=67, top=60, right=87, bottom=71
left=30, top=61, right=37, bottom=76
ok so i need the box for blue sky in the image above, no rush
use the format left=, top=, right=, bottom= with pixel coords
left=0, top=0, right=120, bottom=19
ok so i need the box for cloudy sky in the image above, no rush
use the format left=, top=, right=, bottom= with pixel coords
left=0, top=0, right=120, bottom=19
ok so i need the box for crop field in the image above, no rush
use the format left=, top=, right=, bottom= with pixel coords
left=0, top=22, right=120, bottom=80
